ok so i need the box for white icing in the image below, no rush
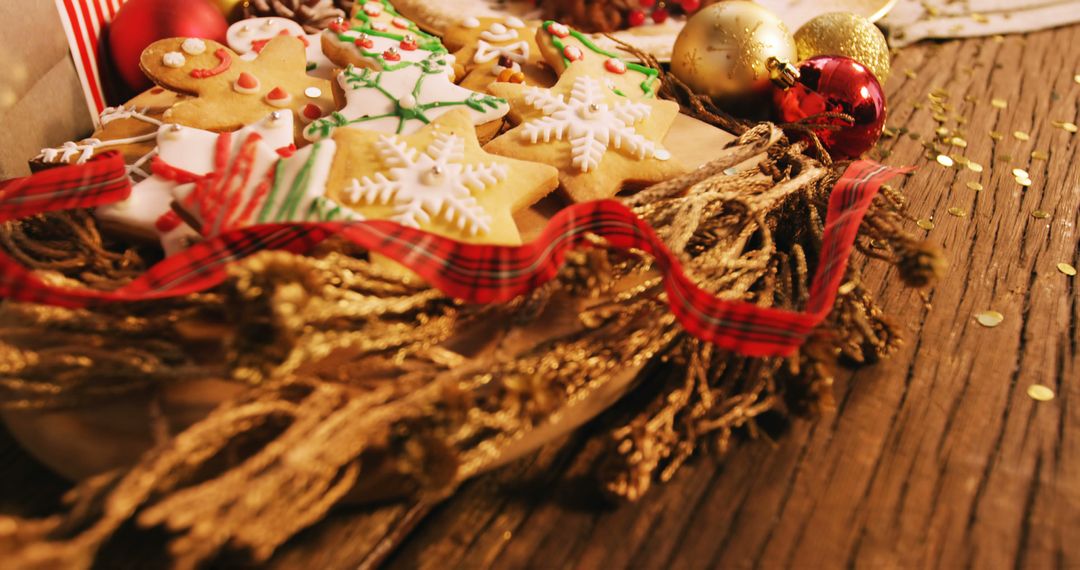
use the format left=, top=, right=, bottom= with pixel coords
left=36, top=106, right=162, bottom=167
left=163, top=51, right=186, bottom=68
left=304, top=54, right=508, bottom=141
left=461, top=16, right=480, bottom=29
left=474, top=40, right=529, bottom=64
left=346, top=133, right=505, bottom=236
left=505, top=16, right=525, bottom=29
left=362, top=1, right=383, bottom=17
left=226, top=17, right=336, bottom=80
left=181, top=38, right=207, bottom=55
left=304, top=86, right=323, bottom=98
left=479, top=23, right=519, bottom=43
left=327, top=28, right=438, bottom=70
left=519, top=75, right=659, bottom=172
left=95, top=114, right=295, bottom=250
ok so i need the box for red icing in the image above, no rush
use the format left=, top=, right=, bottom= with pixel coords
left=363, top=2, right=382, bottom=16
left=563, top=45, right=583, bottom=61
left=604, top=58, right=627, bottom=74
left=251, top=38, right=271, bottom=53
left=329, top=21, right=349, bottom=33
left=154, top=210, right=182, bottom=233
left=267, top=87, right=288, bottom=100
left=302, top=103, right=323, bottom=120
left=371, top=22, right=388, bottom=32
left=400, top=37, right=417, bottom=51
left=355, top=36, right=374, bottom=49
left=392, top=17, right=410, bottom=29
left=383, top=49, right=401, bottom=62
left=277, top=143, right=297, bottom=158
left=547, top=22, right=570, bottom=38
left=237, top=72, right=259, bottom=89
left=190, top=48, right=232, bottom=79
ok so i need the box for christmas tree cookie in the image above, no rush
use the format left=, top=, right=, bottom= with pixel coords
left=324, top=109, right=559, bottom=245
left=485, top=64, right=685, bottom=203
left=320, top=0, right=447, bottom=72
left=536, top=20, right=660, bottom=100
left=96, top=112, right=297, bottom=254
left=140, top=36, right=335, bottom=144
left=303, top=53, right=508, bottom=143
left=441, top=16, right=556, bottom=93
left=226, top=17, right=336, bottom=80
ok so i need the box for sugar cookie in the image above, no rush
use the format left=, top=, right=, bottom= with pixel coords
left=320, top=0, right=447, bottom=72
left=226, top=17, right=337, bottom=80
left=536, top=20, right=660, bottom=100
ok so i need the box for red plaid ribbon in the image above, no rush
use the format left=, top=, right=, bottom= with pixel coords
left=0, top=153, right=905, bottom=357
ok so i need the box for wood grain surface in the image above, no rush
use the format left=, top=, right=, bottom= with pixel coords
left=2, top=22, right=1078, bottom=570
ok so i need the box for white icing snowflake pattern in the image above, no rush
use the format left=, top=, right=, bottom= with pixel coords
left=520, top=75, right=665, bottom=172
left=346, top=133, right=506, bottom=236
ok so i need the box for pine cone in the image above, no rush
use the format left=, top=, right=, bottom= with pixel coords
left=539, top=0, right=632, bottom=33
left=244, top=0, right=346, bottom=34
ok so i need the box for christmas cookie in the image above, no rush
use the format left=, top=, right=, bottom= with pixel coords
left=226, top=17, right=336, bottom=80
left=303, top=53, right=508, bottom=143
left=441, top=16, right=556, bottom=93
left=324, top=109, right=559, bottom=245
left=140, top=36, right=335, bottom=144
left=32, top=88, right=182, bottom=179
left=536, top=20, right=660, bottom=99
left=320, top=0, right=447, bottom=72
left=96, top=112, right=297, bottom=254
left=485, top=65, right=685, bottom=202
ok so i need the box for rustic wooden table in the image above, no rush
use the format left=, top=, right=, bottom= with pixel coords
left=3, top=22, right=1078, bottom=570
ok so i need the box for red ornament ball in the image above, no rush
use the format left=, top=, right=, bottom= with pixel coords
left=109, top=0, right=228, bottom=92
left=772, top=55, right=887, bottom=159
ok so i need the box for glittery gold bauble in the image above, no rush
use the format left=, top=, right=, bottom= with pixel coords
left=210, top=0, right=247, bottom=21
left=794, top=12, right=891, bottom=83
left=671, top=1, right=797, bottom=100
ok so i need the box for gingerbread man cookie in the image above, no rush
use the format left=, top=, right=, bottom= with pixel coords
left=325, top=109, right=559, bottom=245
left=227, top=17, right=336, bottom=80
left=321, top=0, right=447, bottom=72
left=536, top=21, right=660, bottom=100
left=441, top=16, right=556, bottom=93
left=140, top=36, right=335, bottom=144
left=485, top=64, right=685, bottom=203
left=32, top=88, right=182, bottom=178
left=303, top=53, right=508, bottom=143
left=96, top=112, right=297, bottom=253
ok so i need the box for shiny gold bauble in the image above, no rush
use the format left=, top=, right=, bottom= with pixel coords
left=671, top=1, right=798, bottom=100
left=794, top=12, right=891, bottom=83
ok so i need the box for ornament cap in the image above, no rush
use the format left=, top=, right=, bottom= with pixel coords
left=766, top=57, right=800, bottom=89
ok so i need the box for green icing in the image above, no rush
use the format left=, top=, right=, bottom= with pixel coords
left=345, top=0, right=446, bottom=59
left=258, top=142, right=328, bottom=223
left=541, top=20, right=659, bottom=98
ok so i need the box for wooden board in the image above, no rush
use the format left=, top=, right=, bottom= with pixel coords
left=2, top=24, right=1079, bottom=569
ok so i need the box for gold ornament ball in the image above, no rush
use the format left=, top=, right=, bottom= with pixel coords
left=794, top=12, right=891, bottom=83
left=210, top=0, right=247, bottom=22
left=671, top=1, right=797, bottom=100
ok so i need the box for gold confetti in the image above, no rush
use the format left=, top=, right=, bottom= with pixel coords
left=967, top=161, right=984, bottom=173
left=1031, top=150, right=1049, bottom=160
left=905, top=69, right=917, bottom=79
left=1058, top=262, right=1078, bottom=276
left=966, top=181, right=984, bottom=191
left=917, top=218, right=935, bottom=230
left=948, top=207, right=966, bottom=217
left=838, top=281, right=858, bottom=295
left=1074, top=74, right=1080, bottom=84
left=1063, top=122, right=1078, bottom=133
left=991, top=98, right=1008, bottom=108
left=976, top=310, right=1004, bottom=327
left=950, top=137, right=968, bottom=148
left=1012, top=168, right=1029, bottom=178
left=1032, top=210, right=1050, bottom=219
left=933, top=113, right=949, bottom=123
left=936, top=154, right=955, bottom=167
left=935, top=126, right=951, bottom=137
left=1016, top=176, right=1032, bottom=187
left=989, top=130, right=1004, bottom=140
left=971, top=12, right=989, bottom=23
left=1027, top=384, right=1055, bottom=402
left=1013, top=131, right=1030, bottom=141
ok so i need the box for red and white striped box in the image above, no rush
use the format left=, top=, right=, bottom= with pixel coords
left=53, top=0, right=126, bottom=127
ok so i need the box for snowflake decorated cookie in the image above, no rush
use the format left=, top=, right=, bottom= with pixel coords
left=303, top=53, right=509, bottom=142
left=96, top=112, right=298, bottom=254
left=537, top=20, right=660, bottom=100
left=441, top=16, right=556, bottom=93
left=324, top=109, right=559, bottom=245
left=320, top=0, right=447, bottom=72
left=32, top=88, right=182, bottom=179
left=485, top=65, right=685, bottom=203
left=226, top=17, right=336, bottom=80
left=140, top=36, right=335, bottom=144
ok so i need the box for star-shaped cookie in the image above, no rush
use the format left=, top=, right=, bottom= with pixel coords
left=140, top=36, right=336, bottom=144
left=321, top=0, right=447, bottom=71
left=536, top=20, right=660, bottom=100
left=441, top=16, right=556, bottom=93
left=485, top=64, right=685, bottom=203
left=303, top=53, right=508, bottom=142
left=325, top=109, right=559, bottom=245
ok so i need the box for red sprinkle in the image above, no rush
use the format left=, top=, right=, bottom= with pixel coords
left=236, top=72, right=259, bottom=89
left=302, top=103, right=323, bottom=120
left=354, top=35, right=374, bottom=49
left=267, top=87, right=289, bottom=100
left=190, top=48, right=232, bottom=79
left=604, top=58, right=627, bottom=74
left=400, top=37, right=417, bottom=51
left=383, top=49, right=401, bottom=62
left=329, top=21, right=350, bottom=33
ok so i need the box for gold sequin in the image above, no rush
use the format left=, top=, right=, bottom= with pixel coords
left=976, top=310, right=1004, bottom=327
left=936, top=154, right=954, bottom=167
left=1032, top=210, right=1050, bottom=219
left=917, top=218, right=935, bottom=230
left=989, top=130, right=1004, bottom=140
left=967, top=161, right=983, bottom=173
left=1012, top=168, right=1029, bottom=178
left=966, top=181, right=984, bottom=191
left=1027, top=384, right=1055, bottom=401
left=991, top=98, right=1008, bottom=108
left=1016, top=176, right=1032, bottom=187
left=1058, top=262, right=1078, bottom=276
left=947, top=207, right=966, bottom=217
left=1063, top=122, right=1078, bottom=133
left=1031, top=150, right=1049, bottom=161
left=950, top=137, right=968, bottom=148
left=1013, top=131, right=1030, bottom=141
left=905, top=69, right=917, bottom=79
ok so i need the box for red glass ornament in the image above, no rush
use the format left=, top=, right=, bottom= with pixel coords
left=772, top=55, right=887, bottom=159
left=680, top=0, right=702, bottom=11
left=627, top=9, right=647, bottom=27
left=651, top=7, right=670, bottom=23
left=108, top=0, right=228, bottom=92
